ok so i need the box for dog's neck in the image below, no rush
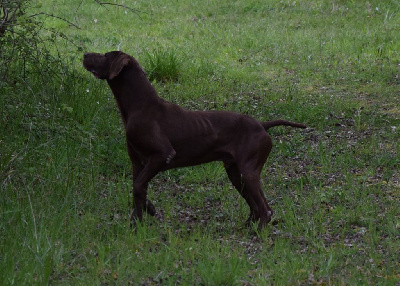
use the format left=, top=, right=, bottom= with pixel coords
left=107, top=68, right=162, bottom=127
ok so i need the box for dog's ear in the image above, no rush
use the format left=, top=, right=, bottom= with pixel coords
left=109, top=54, right=131, bottom=80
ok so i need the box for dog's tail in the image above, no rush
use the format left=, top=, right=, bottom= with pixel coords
left=262, top=120, right=307, bottom=131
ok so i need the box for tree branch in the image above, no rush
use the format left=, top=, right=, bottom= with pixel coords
left=93, top=0, right=144, bottom=18
left=29, top=12, right=80, bottom=29
left=0, top=3, right=19, bottom=37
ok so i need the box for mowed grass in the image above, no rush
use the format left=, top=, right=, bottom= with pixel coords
left=1, top=0, right=399, bottom=284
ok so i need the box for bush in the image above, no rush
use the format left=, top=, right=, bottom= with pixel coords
left=0, top=1, right=82, bottom=89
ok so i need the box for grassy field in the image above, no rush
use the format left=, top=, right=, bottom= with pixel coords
left=1, top=0, right=399, bottom=284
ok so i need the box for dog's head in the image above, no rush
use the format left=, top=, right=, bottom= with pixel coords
left=83, top=51, right=146, bottom=80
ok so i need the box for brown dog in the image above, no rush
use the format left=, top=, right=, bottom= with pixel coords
left=83, top=51, right=306, bottom=230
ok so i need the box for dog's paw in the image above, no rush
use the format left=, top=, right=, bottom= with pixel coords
left=145, top=200, right=156, bottom=216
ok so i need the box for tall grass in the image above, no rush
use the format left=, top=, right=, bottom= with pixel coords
left=145, top=48, right=182, bottom=82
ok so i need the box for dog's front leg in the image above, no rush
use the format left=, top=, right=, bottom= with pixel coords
left=130, top=152, right=175, bottom=226
left=127, top=147, right=156, bottom=222
left=126, top=124, right=176, bottom=227
left=130, top=164, right=155, bottom=214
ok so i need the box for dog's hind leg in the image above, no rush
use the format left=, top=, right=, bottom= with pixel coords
left=232, top=132, right=273, bottom=230
left=240, top=172, right=273, bottom=230
left=224, top=162, right=259, bottom=226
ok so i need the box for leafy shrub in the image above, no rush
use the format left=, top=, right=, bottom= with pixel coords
left=1, top=1, right=57, bottom=86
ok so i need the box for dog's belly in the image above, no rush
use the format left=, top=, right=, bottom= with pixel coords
left=162, top=139, right=232, bottom=170
left=161, top=155, right=225, bottom=170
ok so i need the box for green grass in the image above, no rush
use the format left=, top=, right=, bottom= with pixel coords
left=1, top=0, right=399, bottom=284
left=145, top=48, right=182, bottom=82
